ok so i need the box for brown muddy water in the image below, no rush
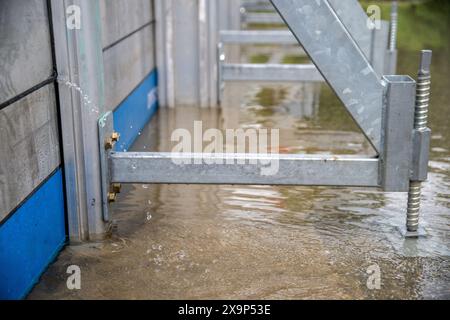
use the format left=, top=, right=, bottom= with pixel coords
left=30, top=43, right=449, bottom=301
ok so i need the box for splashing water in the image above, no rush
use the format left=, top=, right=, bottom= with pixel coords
left=57, top=76, right=100, bottom=115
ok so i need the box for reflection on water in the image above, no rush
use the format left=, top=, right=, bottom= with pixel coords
left=30, top=23, right=449, bottom=302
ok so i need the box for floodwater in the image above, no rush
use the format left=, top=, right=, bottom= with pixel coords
left=30, top=24, right=449, bottom=302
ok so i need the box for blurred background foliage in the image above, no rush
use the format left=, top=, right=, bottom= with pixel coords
left=360, top=0, right=449, bottom=51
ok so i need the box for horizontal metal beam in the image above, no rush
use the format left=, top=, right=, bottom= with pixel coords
left=241, top=0, right=274, bottom=12
left=220, top=30, right=297, bottom=45
left=110, top=152, right=380, bottom=187
left=242, top=0, right=272, bottom=5
left=243, top=12, right=284, bottom=24
left=222, top=63, right=324, bottom=82
left=242, top=3, right=275, bottom=12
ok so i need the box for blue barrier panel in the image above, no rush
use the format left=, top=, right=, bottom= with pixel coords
left=114, top=69, right=159, bottom=151
left=0, top=169, right=66, bottom=300
left=0, top=70, right=158, bottom=299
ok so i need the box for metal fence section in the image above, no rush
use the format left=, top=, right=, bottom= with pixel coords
left=222, top=64, right=323, bottom=82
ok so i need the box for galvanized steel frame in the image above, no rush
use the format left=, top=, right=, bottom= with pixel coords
left=95, top=0, right=429, bottom=238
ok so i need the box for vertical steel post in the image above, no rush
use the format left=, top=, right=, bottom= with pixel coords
left=372, top=20, right=390, bottom=77
left=51, top=0, right=108, bottom=242
left=406, top=50, right=432, bottom=234
left=381, top=74, right=416, bottom=192
left=217, top=42, right=225, bottom=105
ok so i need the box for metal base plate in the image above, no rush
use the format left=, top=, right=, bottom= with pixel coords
left=397, top=226, right=428, bottom=239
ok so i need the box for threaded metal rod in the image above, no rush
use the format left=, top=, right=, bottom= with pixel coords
left=406, top=50, right=432, bottom=232
left=414, top=73, right=431, bottom=131
left=407, top=181, right=422, bottom=231
left=389, top=1, right=398, bottom=51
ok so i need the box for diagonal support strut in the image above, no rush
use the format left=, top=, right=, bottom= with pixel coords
left=270, top=0, right=384, bottom=152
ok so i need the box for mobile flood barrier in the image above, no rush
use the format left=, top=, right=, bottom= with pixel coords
left=97, top=0, right=431, bottom=239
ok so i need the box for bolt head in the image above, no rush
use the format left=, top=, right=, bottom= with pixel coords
left=112, top=183, right=122, bottom=194
left=112, top=132, right=120, bottom=142
left=107, top=192, right=116, bottom=203
left=105, top=138, right=113, bottom=150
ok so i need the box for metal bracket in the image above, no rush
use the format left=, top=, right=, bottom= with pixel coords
left=381, top=75, right=416, bottom=192
left=98, top=111, right=115, bottom=222
left=411, top=128, right=431, bottom=182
